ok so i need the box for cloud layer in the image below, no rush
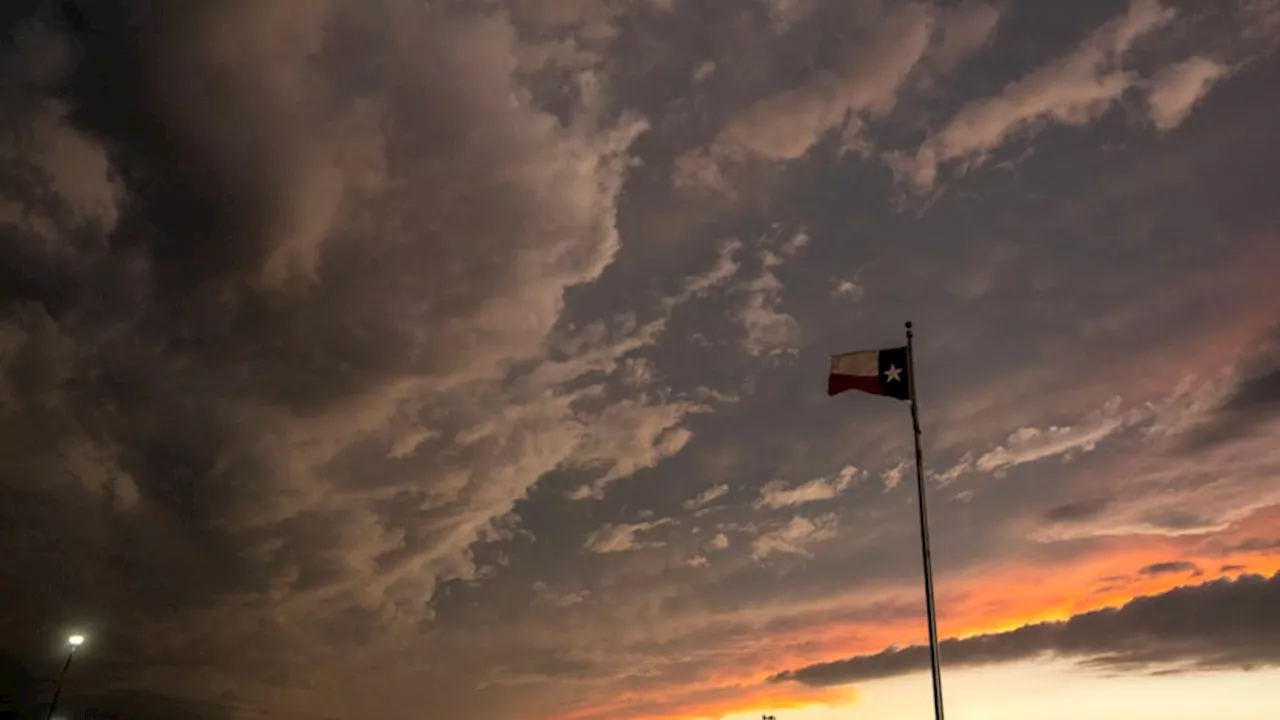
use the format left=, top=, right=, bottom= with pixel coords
left=773, top=572, right=1280, bottom=687
left=1, top=0, right=1278, bottom=718
left=0, top=0, right=684, bottom=710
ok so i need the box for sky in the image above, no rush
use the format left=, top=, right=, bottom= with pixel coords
left=1, top=0, right=1279, bottom=718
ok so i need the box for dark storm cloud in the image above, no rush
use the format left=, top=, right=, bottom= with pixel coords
left=0, top=0, right=652, bottom=712
left=1139, top=560, right=1203, bottom=577
left=772, top=572, right=1280, bottom=687
left=1182, top=335, right=1280, bottom=449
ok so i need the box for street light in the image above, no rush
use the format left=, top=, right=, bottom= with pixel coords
left=46, top=633, right=85, bottom=720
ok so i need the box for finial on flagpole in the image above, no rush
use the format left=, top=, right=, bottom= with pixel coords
left=906, top=321, right=914, bottom=339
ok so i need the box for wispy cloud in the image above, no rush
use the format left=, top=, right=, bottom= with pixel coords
left=734, top=230, right=810, bottom=357
left=933, top=397, right=1144, bottom=482
left=881, top=461, right=908, bottom=492
left=534, top=582, right=592, bottom=608
left=685, top=484, right=730, bottom=510
left=663, top=238, right=744, bottom=311
left=833, top=278, right=864, bottom=300
left=975, top=398, right=1141, bottom=474
left=889, top=0, right=1176, bottom=192
left=756, top=466, right=861, bottom=509
left=1146, top=56, right=1230, bottom=131
left=674, top=3, right=936, bottom=192
left=584, top=519, right=676, bottom=554
left=933, top=369, right=1263, bottom=488
left=752, top=514, right=840, bottom=559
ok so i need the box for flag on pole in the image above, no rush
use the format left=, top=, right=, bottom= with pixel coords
left=827, top=347, right=911, bottom=400
left=827, top=327, right=947, bottom=720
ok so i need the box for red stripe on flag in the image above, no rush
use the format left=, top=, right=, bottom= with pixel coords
left=827, top=373, right=882, bottom=397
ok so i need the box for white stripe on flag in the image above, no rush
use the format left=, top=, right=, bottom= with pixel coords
left=830, top=350, right=878, bottom=376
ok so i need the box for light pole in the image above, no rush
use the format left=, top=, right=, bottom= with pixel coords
left=46, top=633, right=85, bottom=720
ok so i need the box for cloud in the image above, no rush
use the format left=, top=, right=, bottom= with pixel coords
left=944, top=364, right=1280, bottom=533
left=565, top=395, right=703, bottom=500
left=762, top=0, right=816, bottom=30
left=881, top=461, right=907, bottom=492
left=736, top=292, right=801, bottom=357
left=929, top=0, right=1002, bottom=73
left=1045, top=429, right=1280, bottom=542
left=752, top=514, right=839, bottom=559
left=583, top=519, right=674, bottom=553
left=1181, top=339, right=1280, bottom=449
left=734, top=230, right=809, bottom=357
left=524, top=237, right=754, bottom=500
left=508, top=0, right=628, bottom=38
left=1146, top=56, right=1230, bottom=131
left=719, top=6, right=930, bottom=161
left=662, top=238, right=744, bottom=311
left=833, top=279, right=864, bottom=300
left=1139, top=560, right=1203, bottom=577
left=1227, top=537, right=1280, bottom=553
left=960, top=397, right=1143, bottom=477
left=773, top=572, right=1280, bottom=687
left=0, top=0, right=709, bottom=707
left=691, top=59, right=716, bottom=84
left=684, top=484, right=730, bottom=510
left=2, top=2, right=1275, bottom=719
left=674, top=3, right=935, bottom=190
left=756, top=465, right=861, bottom=509
left=1141, top=372, right=1238, bottom=440
left=534, top=582, right=591, bottom=608
left=1044, top=498, right=1114, bottom=523
left=889, top=0, right=1176, bottom=192
left=938, top=366, right=1280, bottom=542
left=1240, top=0, right=1280, bottom=41
left=387, top=426, right=441, bottom=459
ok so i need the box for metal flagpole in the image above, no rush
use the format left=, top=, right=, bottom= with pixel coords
left=905, top=321, right=946, bottom=720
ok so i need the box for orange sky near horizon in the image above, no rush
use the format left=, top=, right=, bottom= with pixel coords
left=558, top=502, right=1280, bottom=720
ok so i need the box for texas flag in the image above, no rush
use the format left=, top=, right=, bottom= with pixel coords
left=827, top=346, right=911, bottom=400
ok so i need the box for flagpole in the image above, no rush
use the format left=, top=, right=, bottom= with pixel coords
left=906, top=321, right=946, bottom=720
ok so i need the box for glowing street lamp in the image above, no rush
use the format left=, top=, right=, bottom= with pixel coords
left=46, top=633, right=86, bottom=720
